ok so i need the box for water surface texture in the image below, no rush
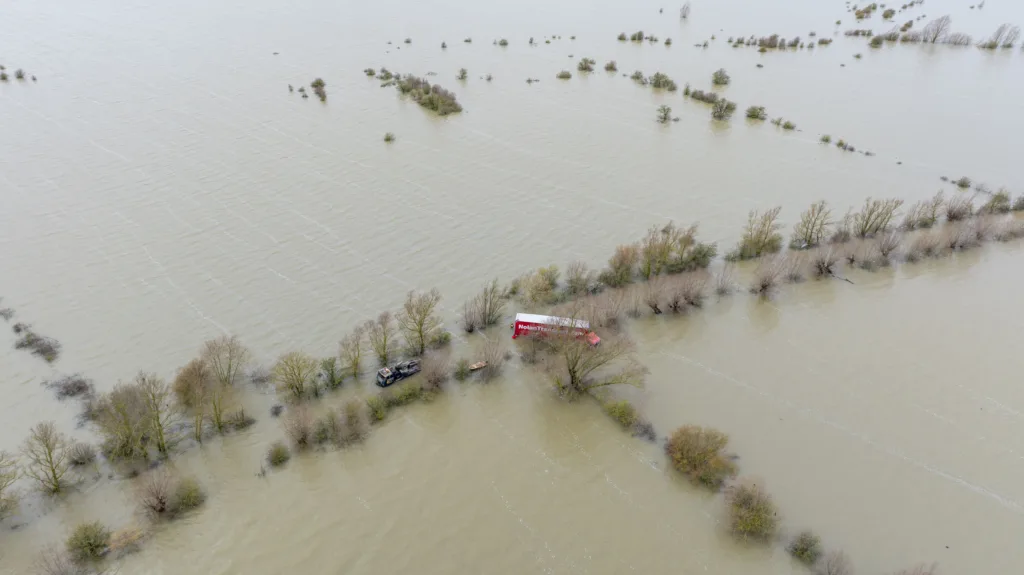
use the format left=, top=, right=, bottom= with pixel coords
left=2, top=0, right=1023, bottom=573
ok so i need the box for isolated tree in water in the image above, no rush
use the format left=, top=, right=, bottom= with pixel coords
left=273, top=351, right=320, bottom=401
left=398, top=289, right=443, bottom=355
left=365, top=312, right=398, bottom=366
left=339, top=325, right=365, bottom=377
left=201, top=335, right=250, bottom=386
left=21, top=422, right=71, bottom=493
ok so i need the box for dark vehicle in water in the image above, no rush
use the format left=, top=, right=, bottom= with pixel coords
left=376, top=359, right=421, bottom=387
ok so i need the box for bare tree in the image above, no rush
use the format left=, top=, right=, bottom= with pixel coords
left=207, top=382, right=236, bottom=433
left=713, top=265, right=735, bottom=295
left=812, top=247, right=840, bottom=278
left=791, top=201, right=832, bottom=249
left=339, top=325, right=365, bottom=377
left=545, top=332, right=647, bottom=398
left=420, top=354, right=450, bottom=393
left=21, top=422, right=71, bottom=494
left=479, top=338, right=508, bottom=381
left=0, top=450, right=18, bottom=519
left=95, top=383, right=149, bottom=460
left=819, top=550, right=853, bottom=575
left=853, top=198, right=903, bottom=237
left=201, top=335, right=250, bottom=387
left=667, top=272, right=707, bottom=311
left=922, top=15, right=952, bottom=43
left=397, top=289, right=443, bottom=355
left=644, top=276, right=665, bottom=314
left=283, top=405, right=314, bottom=450
left=365, top=312, right=398, bottom=366
left=273, top=351, right=320, bottom=401
left=137, top=372, right=179, bottom=456
left=475, top=279, right=506, bottom=327
left=750, top=256, right=785, bottom=296
left=35, top=545, right=95, bottom=575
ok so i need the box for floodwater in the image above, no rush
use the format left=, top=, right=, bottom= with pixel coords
left=2, top=0, right=1024, bottom=573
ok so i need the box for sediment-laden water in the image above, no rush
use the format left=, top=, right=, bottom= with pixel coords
left=2, top=0, right=1023, bottom=573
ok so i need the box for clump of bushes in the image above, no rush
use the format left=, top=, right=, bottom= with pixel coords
left=576, top=58, right=595, bottom=72
left=711, top=99, right=737, bottom=120
left=629, top=30, right=644, bottom=42
left=617, top=33, right=627, bottom=41
left=726, top=483, right=779, bottom=541
left=383, top=132, right=395, bottom=143
left=139, top=472, right=206, bottom=519
left=604, top=61, right=617, bottom=72
left=13, top=326, right=62, bottom=363
left=852, top=198, right=903, bottom=237
left=981, top=190, right=1011, bottom=214
left=664, top=426, right=737, bottom=489
left=45, top=374, right=95, bottom=399
left=727, top=207, right=782, bottom=260
left=310, top=78, right=327, bottom=102
left=711, top=68, right=730, bottom=85
left=945, top=194, right=974, bottom=221
left=791, top=201, right=832, bottom=249
left=395, top=75, right=463, bottom=115
left=266, top=441, right=290, bottom=467
left=603, top=400, right=637, bottom=428
left=366, top=395, right=388, bottom=420
left=820, top=134, right=831, bottom=143
left=788, top=530, right=823, bottom=564
left=745, top=106, right=767, bottom=120
left=657, top=105, right=673, bottom=124
left=954, top=176, right=972, bottom=189
left=782, top=120, right=796, bottom=130
left=66, top=521, right=111, bottom=564
left=498, top=38, right=509, bottom=46
left=556, top=70, right=572, bottom=80
left=453, top=359, right=471, bottom=381
left=648, top=72, right=677, bottom=91
left=457, top=68, right=468, bottom=80
left=688, top=89, right=719, bottom=104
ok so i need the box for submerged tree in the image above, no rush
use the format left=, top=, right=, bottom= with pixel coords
left=397, top=289, right=443, bottom=355
left=790, top=201, right=832, bottom=249
left=95, top=382, right=150, bottom=460
left=365, top=312, right=398, bottom=365
left=173, top=358, right=211, bottom=442
left=21, top=422, right=72, bottom=494
left=728, top=207, right=783, bottom=260
left=273, top=352, right=320, bottom=401
left=201, top=335, right=250, bottom=387
left=0, top=450, right=18, bottom=518
left=657, top=105, right=672, bottom=124
left=922, top=15, right=952, bottom=43
left=339, top=325, right=365, bottom=377
left=137, top=372, right=179, bottom=456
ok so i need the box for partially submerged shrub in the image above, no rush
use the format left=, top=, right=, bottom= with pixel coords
left=453, top=359, right=471, bottom=381
left=313, top=410, right=343, bottom=444
left=954, top=176, right=971, bottom=189
left=750, top=257, right=785, bottom=296
left=603, top=400, right=638, bottom=428
left=68, top=442, right=96, bottom=467
left=726, top=483, right=779, bottom=541
left=576, top=58, right=595, bottom=72
left=395, top=75, right=463, bottom=115
left=498, top=38, right=508, bottom=46
left=666, top=272, right=707, bottom=311
left=945, top=194, right=973, bottom=221
left=782, top=120, right=796, bottom=130
left=664, top=426, right=736, bottom=489
left=820, top=134, right=831, bottom=143
left=981, top=189, right=1011, bottom=214
left=728, top=207, right=783, bottom=260
left=14, top=328, right=62, bottom=362
left=283, top=407, right=313, bottom=450
left=604, top=60, right=617, bottom=72
left=365, top=395, right=388, bottom=421
left=745, top=106, right=767, bottom=120
left=617, top=33, right=627, bottom=41
left=649, top=72, right=677, bottom=90
left=711, top=68, right=730, bottom=85
left=688, top=89, right=719, bottom=104
left=383, top=132, right=395, bottom=143
left=788, top=530, right=823, bottom=564
left=811, top=248, right=840, bottom=278
left=266, top=441, right=290, bottom=467
left=1013, top=196, right=1024, bottom=211
left=657, top=105, right=672, bottom=124
left=479, top=338, right=507, bottom=381
left=45, top=374, right=94, bottom=399
left=420, top=354, right=450, bottom=394
left=66, top=521, right=110, bottom=564
left=711, top=99, right=737, bottom=120
left=901, top=193, right=944, bottom=230
left=556, top=70, right=572, bottom=80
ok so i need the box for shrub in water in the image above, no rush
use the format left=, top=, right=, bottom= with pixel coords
left=66, top=521, right=111, bottom=564
left=556, top=70, right=572, bottom=79
left=366, top=395, right=388, bottom=421
left=395, top=75, right=463, bottom=115
left=954, top=176, right=971, bottom=189
left=617, top=33, right=627, bottom=41
left=603, top=400, right=638, bottom=428
left=727, top=483, right=779, bottom=541
left=788, top=530, right=822, bottom=564
left=664, top=425, right=737, bottom=489
left=577, top=58, right=595, bottom=72
left=711, top=68, right=730, bottom=85
left=604, top=61, right=617, bottom=72
left=728, top=207, right=783, bottom=260
left=453, top=359, right=471, bottom=381
left=981, top=190, right=1011, bottom=214
left=498, top=38, right=508, bottom=46
left=648, top=72, right=677, bottom=91
left=68, top=442, right=96, bottom=466
left=266, top=441, right=290, bottom=467
left=383, top=132, right=395, bottom=143
left=170, top=476, right=206, bottom=515
left=745, top=106, right=767, bottom=120
left=782, top=121, right=796, bottom=130
left=711, top=99, right=736, bottom=120
left=457, top=68, right=468, bottom=80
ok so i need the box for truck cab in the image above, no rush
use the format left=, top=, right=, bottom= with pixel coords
left=376, top=359, right=421, bottom=387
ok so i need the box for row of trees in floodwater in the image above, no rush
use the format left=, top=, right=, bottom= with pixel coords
left=5, top=184, right=1020, bottom=573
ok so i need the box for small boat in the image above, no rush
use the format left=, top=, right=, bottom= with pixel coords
left=468, top=361, right=487, bottom=372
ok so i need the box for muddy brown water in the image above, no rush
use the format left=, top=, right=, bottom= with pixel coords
left=2, top=0, right=1024, bottom=573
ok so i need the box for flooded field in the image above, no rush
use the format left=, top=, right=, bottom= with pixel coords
left=2, top=0, right=1023, bottom=573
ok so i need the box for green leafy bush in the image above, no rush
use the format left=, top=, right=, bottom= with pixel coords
left=727, top=483, right=779, bottom=541
left=266, top=441, right=290, bottom=467
left=664, top=426, right=737, bottom=489
left=66, top=521, right=111, bottom=563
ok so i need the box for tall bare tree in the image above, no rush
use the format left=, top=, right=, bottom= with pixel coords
left=201, top=335, right=250, bottom=386
left=365, top=312, right=398, bottom=366
left=790, top=201, right=832, bottom=249
left=474, top=279, right=506, bottom=327
left=339, top=326, right=365, bottom=377
left=21, top=422, right=71, bottom=494
left=174, top=358, right=211, bottom=442
left=137, top=372, right=179, bottom=455
left=397, top=289, right=443, bottom=355
left=207, top=381, right=236, bottom=433
left=922, top=15, right=952, bottom=43
left=273, top=351, right=320, bottom=401
left=0, top=450, right=18, bottom=518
